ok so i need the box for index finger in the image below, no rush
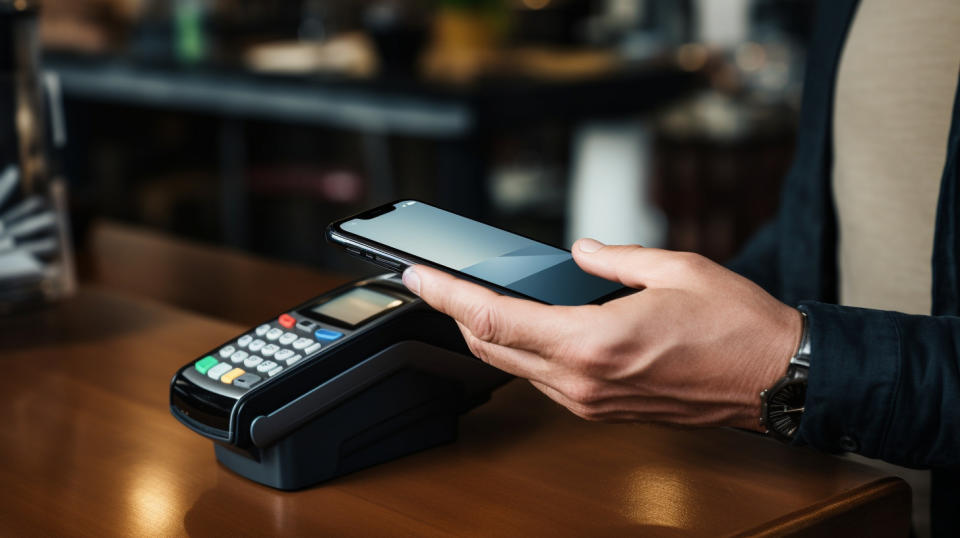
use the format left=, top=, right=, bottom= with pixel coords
left=402, top=264, right=583, bottom=355
left=456, top=321, right=553, bottom=382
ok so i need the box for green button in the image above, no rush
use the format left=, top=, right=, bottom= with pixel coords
left=194, top=356, right=219, bottom=375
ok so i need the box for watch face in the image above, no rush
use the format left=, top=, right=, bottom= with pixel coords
left=766, top=381, right=806, bottom=439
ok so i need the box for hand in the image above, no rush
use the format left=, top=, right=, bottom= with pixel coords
left=401, top=238, right=803, bottom=431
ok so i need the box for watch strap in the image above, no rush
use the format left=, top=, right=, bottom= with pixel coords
left=789, top=309, right=811, bottom=369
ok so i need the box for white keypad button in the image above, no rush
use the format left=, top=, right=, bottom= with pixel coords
left=218, top=345, right=236, bottom=359
left=279, top=332, right=297, bottom=345
left=285, top=354, right=302, bottom=366
left=243, top=355, right=263, bottom=368
left=274, top=348, right=294, bottom=361
left=206, top=362, right=232, bottom=380
left=261, top=344, right=279, bottom=357
left=237, top=335, right=253, bottom=348
left=255, top=324, right=270, bottom=336
left=230, top=350, right=249, bottom=364
left=267, top=365, right=283, bottom=377
left=292, top=338, right=312, bottom=350
left=248, top=339, right=265, bottom=352
left=257, top=361, right=277, bottom=373
left=265, top=328, right=283, bottom=341
left=305, top=343, right=321, bottom=355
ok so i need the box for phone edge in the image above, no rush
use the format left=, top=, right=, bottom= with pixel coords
left=325, top=201, right=629, bottom=306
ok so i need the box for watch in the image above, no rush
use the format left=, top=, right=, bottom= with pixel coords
left=759, top=309, right=811, bottom=442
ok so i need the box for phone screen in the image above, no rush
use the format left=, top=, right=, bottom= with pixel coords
left=339, top=201, right=623, bottom=305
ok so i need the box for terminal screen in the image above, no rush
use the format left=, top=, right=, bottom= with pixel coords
left=312, top=288, right=404, bottom=327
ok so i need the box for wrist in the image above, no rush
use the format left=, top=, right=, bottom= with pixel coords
left=759, top=307, right=811, bottom=440
left=740, top=306, right=805, bottom=431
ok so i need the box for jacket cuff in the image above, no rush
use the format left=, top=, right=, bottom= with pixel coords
left=791, top=301, right=901, bottom=457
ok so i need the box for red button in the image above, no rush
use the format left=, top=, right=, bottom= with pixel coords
left=278, top=314, right=296, bottom=329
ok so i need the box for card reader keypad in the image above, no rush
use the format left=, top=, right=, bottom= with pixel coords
left=191, top=312, right=345, bottom=393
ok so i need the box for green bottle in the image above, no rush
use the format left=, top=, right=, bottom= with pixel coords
left=174, top=0, right=206, bottom=64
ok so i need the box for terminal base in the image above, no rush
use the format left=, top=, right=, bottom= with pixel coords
left=214, top=368, right=473, bottom=490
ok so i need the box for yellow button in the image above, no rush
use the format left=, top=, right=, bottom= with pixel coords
left=220, top=368, right=245, bottom=384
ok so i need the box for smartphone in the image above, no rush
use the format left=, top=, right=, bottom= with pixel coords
left=326, top=200, right=628, bottom=306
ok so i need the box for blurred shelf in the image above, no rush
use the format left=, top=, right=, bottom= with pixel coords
left=45, top=51, right=699, bottom=137
left=50, top=50, right=701, bottom=251
left=47, top=54, right=470, bottom=137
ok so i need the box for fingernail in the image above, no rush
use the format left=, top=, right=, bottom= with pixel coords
left=578, top=238, right=605, bottom=253
left=402, top=267, right=421, bottom=296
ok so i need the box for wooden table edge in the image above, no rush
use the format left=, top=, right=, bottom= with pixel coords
left=735, top=476, right=911, bottom=537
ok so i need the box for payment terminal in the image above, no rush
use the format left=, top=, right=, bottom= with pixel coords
left=170, top=273, right=510, bottom=490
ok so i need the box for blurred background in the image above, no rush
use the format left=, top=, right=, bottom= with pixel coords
left=12, top=0, right=814, bottom=279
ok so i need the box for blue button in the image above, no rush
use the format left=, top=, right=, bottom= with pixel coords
left=314, top=328, right=343, bottom=341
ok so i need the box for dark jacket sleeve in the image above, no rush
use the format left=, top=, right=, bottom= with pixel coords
left=796, top=301, right=960, bottom=468
left=725, top=220, right=782, bottom=299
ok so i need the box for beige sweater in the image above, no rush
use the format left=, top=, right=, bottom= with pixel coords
left=833, top=0, right=960, bottom=316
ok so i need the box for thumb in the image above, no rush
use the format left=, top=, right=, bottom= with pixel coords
left=571, top=238, right=679, bottom=290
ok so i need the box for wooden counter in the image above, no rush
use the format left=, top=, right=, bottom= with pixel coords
left=0, top=223, right=910, bottom=536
